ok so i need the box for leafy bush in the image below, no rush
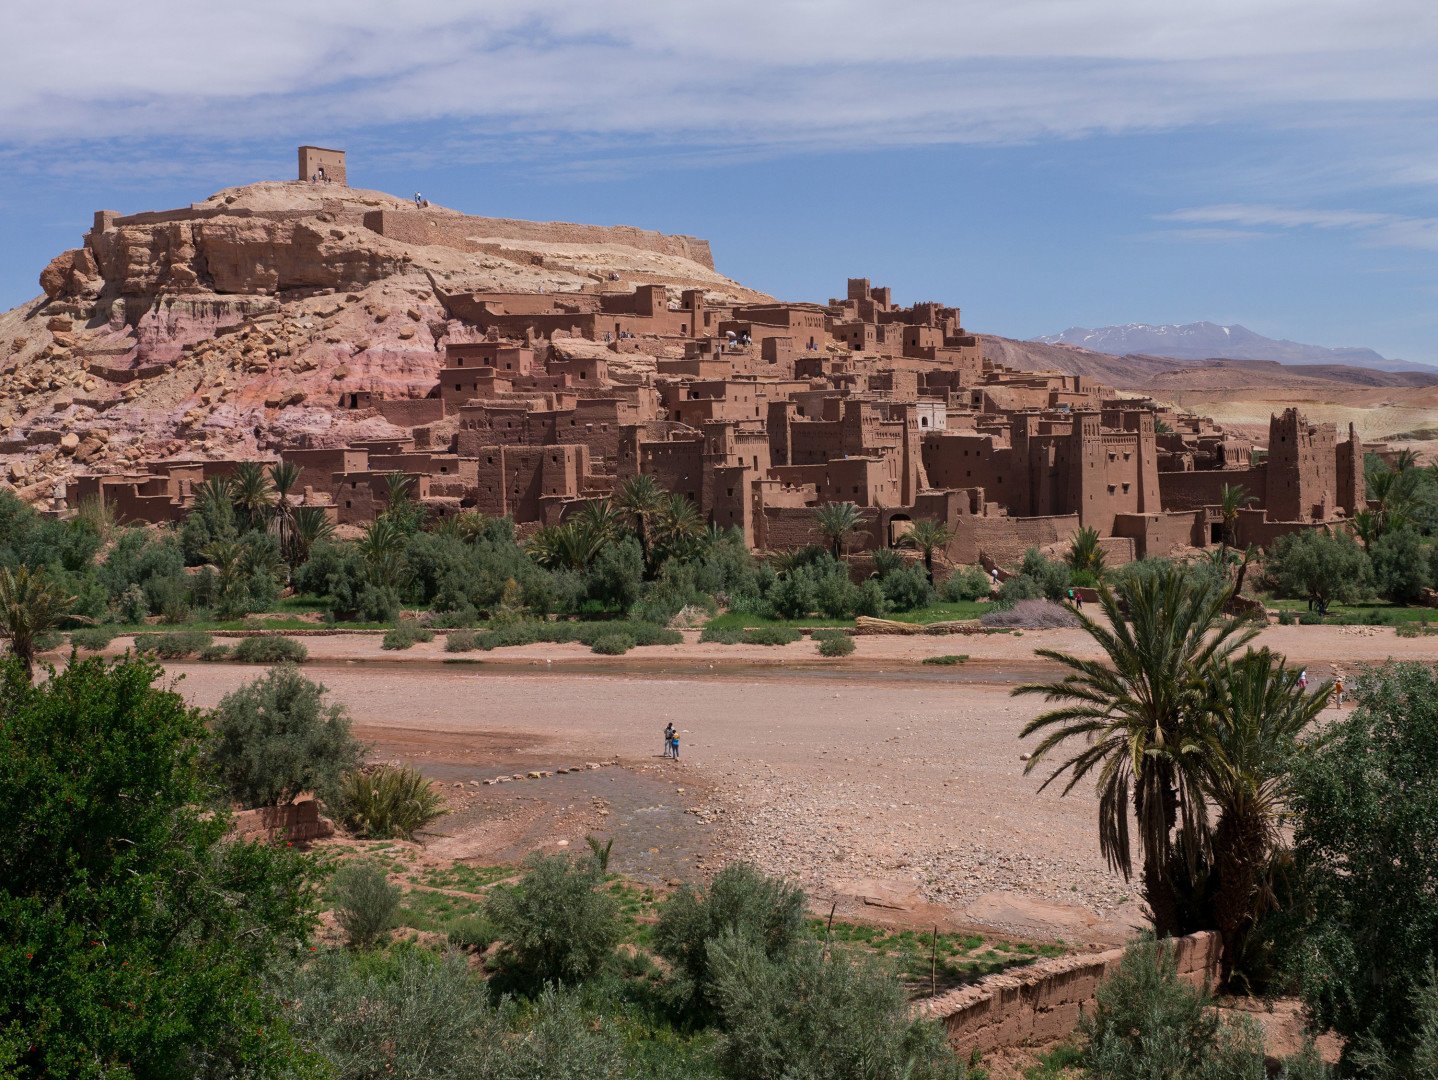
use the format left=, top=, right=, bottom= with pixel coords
left=295, top=540, right=401, bottom=623
left=487, top=852, right=623, bottom=991
left=69, top=626, right=116, bottom=652
left=923, top=654, right=968, bottom=666
left=980, top=599, right=1079, bottom=629
left=811, top=627, right=848, bottom=642
left=475, top=622, right=545, bottom=650
left=590, top=632, right=635, bottom=655
left=199, top=643, right=232, bottom=661
left=818, top=635, right=855, bottom=657
left=878, top=562, right=936, bottom=612
left=444, top=628, right=480, bottom=652
left=0, top=656, right=316, bottom=1075
left=708, top=935, right=964, bottom=1080
left=382, top=623, right=435, bottom=650
left=133, top=629, right=213, bottom=659
left=287, top=946, right=496, bottom=1077
left=1019, top=548, right=1072, bottom=600
left=742, top=626, right=801, bottom=646
left=1080, top=936, right=1269, bottom=1080
left=1396, top=622, right=1438, bottom=638
left=654, top=861, right=806, bottom=1017
left=206, top=664, right=362, bottom=808
left=1370, top=527, right=1432, bottom=604
left=231, top=635, right=308, bottom=664
left=332, top=861, right=400, bottom=949
left=1285, top=662, right=1438, bottom=1067
left=447, top=915, right=498, bottom=953
left=994, top=573, right=1044, bottom=608
left=700, top=625, right=746, bottom=644
left=1266, top=528, right=1373, bottom=615
left=339, top=764, right=444, bottom=840
left=940, top=565, right=991, bottom=602
left=1278, top=609, right=1298, bottom=625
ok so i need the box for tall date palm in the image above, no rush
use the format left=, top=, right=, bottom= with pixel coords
left=1014, top=564, right=1260, bottom=937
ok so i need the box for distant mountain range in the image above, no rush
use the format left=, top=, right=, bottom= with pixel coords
left=1034, top=322, right=1435, bottom=373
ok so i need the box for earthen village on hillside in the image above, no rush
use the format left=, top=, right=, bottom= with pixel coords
left=8, top=147, right=1366, bottom=568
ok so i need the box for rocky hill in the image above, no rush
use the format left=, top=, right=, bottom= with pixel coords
left=0, top=182, right=764, bottom=500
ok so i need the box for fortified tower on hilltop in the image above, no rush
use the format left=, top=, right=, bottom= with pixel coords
left=298, top=145, right=347, bottom=185
left=1266, top=407, right=1363, bottom=522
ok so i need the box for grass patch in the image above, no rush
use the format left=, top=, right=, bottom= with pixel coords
left=1267, top=599, right=1438, bottom=624
left=810, top=918, right=1066, bottom=996
left=922, top=654, right=969, bottom=666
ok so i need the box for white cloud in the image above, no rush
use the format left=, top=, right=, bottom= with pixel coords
left=1158, top=203, right=1438, bottom=251
left=2, top=0, right=1436, bottom=153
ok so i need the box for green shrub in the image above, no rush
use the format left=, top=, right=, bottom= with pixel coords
left=1396, top=622, right=1438, bottom=638
left=1285, top=662, right=1438, bottom=1067
left=133, top=629, right=213, bottom=659
left=231, top=635, right=308, bottom=664
left=475, top=622, right=545, bottom=650
left=811, top=627, right=848, bottom=642
left=206, top=664, right=362, bottom=808
left=700, top=625, right=746, bottom=644
left=940, top=566, right=991, bottom=602
left=69, top=626, right=116, bottom=652
left=340, top=764, right=444, bottom=840
left=447, top=915, right=498, bottom=953
left=198, top=643, right=232, bottom=662
left=1080, top=936, right=1268, bottom=1080
left=1296, top=611, right=1324, bottom=626
left=993, top=573, right=1044, bottom=609
left=286, top=946, right=496, bottom=1076
left=923, top=654, right=969, bottom=665
left=817, top=635, right=855, bottom=657
left=708, top=935, right=963, bottom=1080
left=589, top=632, right=635, bottom=655
left=487, top=852, right=623, bottom=990
left=382, top=623, right=435, bottom=650
left=332, top=861, right=400, bottom=949
left=1278, top=610, right=1298, bottom=626
left=742, top=626, right=801, bottom=646
left=654, top=861, right=806, bottom=1017
left=444, top=628, right=480, bottom=652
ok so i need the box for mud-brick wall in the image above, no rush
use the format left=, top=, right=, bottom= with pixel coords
left=915, top=932, right=1220, bottom=1055
left=361, top=210, right=715, bottom=268
left=950, top=514, right=1081, bottom=567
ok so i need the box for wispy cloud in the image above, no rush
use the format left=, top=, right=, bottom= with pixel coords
left=1158, top=204, right=1438, bottom=251
left=3, top=1, right=1438, bottom=165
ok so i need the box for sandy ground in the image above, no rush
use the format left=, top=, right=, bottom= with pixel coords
left=118, top=619, right=1421, bottom=947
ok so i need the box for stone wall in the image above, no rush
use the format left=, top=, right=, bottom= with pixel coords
left=915, top=932, right=1221, bottom=1055
left=361, top=210, right=715, bottom=268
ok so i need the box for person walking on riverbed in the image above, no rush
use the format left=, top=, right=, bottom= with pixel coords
left=663, top=722, right=676, bottom=759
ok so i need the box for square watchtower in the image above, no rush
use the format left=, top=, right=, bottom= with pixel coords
left=298, top=145, right=346, bottom=185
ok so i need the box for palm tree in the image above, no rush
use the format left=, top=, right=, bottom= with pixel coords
left=359, top=516, right=408, bottom=587
left=1202, top=648, right=1327, bottom=984
left=229, top=462, right=274, bottom=533
left=1014, top=564, right=1260, bottom=937
left=615, top=475, right=664, bottom=571
left=1065, top=525, right=1107, bottom=580
left=813, top=501, right=863, bottom=560
left=438, top=510, right=493, bottom=545
left=652, top=494, right=705, bottom=565
left=202, top=540, right=248, bottom=617
left=526, top=521, right=605, bottom=571
left=1392, top=448, right=1419, bottom=472
left=291, top=507, right=334, bottom=568
left=1351, top=509, right=1381, bottom=553
left=0, top=566, right=84, bottom=680
left=901, top=518, right=954, bottom=584
left=573, top=497, right=627, bottom=548
left=1218, top=483, right=1252, bottom=556
left=267, top=461, right=302, bottom=572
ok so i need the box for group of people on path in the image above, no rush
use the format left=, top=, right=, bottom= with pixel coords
left=663, top=723, right=681, bottom=760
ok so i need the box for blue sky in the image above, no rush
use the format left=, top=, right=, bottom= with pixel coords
left=1, top=0, right=1436, bottom=361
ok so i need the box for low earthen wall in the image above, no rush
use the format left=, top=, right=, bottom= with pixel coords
left=915, top=932, right=1220, bottom=1054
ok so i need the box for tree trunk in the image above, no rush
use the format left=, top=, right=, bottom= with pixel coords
left=1137, top=774, right=1184, bottom=939
left=1212, top=809, right=1266, bottom=989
